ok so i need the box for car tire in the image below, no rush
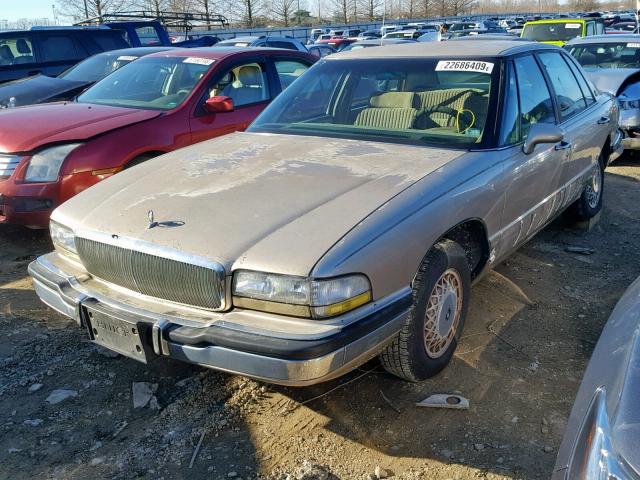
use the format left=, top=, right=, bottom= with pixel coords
left=379, top=239, right=471, bottom=382
left=567, top=156, right=605, bottom=222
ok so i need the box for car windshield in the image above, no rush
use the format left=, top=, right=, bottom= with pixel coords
left=59, top=52, right=140, bottom=83
left=568, top=42, right=640, bottom=68
left=77, top=56, right=213, bottom=110
left=522, top=22, right=584, bottom=41
left=249, top=57, right=497, bottom=148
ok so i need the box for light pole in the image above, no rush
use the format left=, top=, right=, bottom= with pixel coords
left=51, top=4, right=57, bottom=25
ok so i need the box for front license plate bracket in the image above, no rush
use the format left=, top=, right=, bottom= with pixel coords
left=82, top=303, right=152, bottom=363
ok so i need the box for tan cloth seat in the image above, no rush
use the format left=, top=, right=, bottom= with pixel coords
left=354, top=92, right=419, bottom=129
left=416, top=88, right=487, bottom=130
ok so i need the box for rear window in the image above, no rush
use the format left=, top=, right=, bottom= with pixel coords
left=522, top=22, right=584, bottom=42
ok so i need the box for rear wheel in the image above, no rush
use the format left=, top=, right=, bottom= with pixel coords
left=567, top=156, right=604, bottom=222
left=380, top=239, right=471, bottom=382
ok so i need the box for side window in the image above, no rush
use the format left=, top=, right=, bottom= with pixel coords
left=596, top=22, right=604, bottom=34
left=90, top=32, right=130, bottom=52
left=38, top=35, right=86, bottom=62
left=586, top=22, right=595, bottom=36
left=135, top=26, right=161, bottom=46
left=564, top=54, right=595, bottom=105
left=208, top=62, right=269, bottom=107
left=0, top=36, right=35, bottom=65
left=500, top=62, right=520, bottom=146
left=514, top=55, right=555, bottom=140
left=275, top=60, right=310, bottom=89
left=538, top=52, right=587, bottom=120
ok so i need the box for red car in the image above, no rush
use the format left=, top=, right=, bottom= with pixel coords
left=315, top=37, right=357, bottom=50
left=0, top=47, right=315, bottom=227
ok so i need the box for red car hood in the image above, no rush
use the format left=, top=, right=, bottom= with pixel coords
left=0, top=102, right=163, bottom=153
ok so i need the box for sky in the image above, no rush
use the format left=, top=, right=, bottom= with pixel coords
left=2, top=0, right=56, bottom=21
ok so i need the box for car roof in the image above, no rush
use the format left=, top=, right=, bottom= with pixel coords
left=218, top=36, right=261, bottom=42
left=143, top=47, right=249, bottom=60
left=332, top=39, right=550, bottom=59
left=566, top=34, right=640, bottom=45
left=100, top=46, right=175, bottom=56
left=525, top=18, right=586, bottom=25
left=449, top=35, right=528, bottom=41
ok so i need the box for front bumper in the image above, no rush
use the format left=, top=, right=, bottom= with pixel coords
left=610, top=128, right=624, bottom=162
left=28, top=253, right=412, bottom=386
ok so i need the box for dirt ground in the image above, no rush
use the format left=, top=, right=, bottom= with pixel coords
left=1, top=158, right=639, bottom=480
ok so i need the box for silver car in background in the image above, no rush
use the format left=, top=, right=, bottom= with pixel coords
left=553, top=276, right=640, bottom=479
left=567, top=34, right=640, bottom=150
left=29, top=41, right=622, bottom=386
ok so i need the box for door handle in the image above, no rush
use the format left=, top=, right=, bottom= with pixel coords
left=554, top=141, right=572, bottom=151
left=597, top=116, right=610, bottom=125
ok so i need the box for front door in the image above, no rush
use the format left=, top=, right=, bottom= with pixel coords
left=189, top=58, right=272, bottom=144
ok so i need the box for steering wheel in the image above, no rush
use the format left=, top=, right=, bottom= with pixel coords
left=176, top=88, right=191, bottom=97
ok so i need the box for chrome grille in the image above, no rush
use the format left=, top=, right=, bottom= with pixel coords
left=76, top=237, right=225, bottom=310
left=0, top=154, right=21, bottom=179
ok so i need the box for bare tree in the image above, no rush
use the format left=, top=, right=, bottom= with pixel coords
left=332, top=0, right=352, bottom=23
left=271, top=0, right=297, bottom=25
left=55, top=0, right=126, bottom=20
left=358, top=0, right=382, bottom=20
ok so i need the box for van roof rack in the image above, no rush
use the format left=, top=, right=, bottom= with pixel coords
left=74, top=11, right=229, bottom=30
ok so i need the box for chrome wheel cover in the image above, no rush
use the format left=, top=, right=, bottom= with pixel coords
left=423, top=268, right=463, bottom=358
left=586, top=167, right=602, bottom=209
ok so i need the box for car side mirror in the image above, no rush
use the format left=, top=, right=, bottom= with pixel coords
left=522, top=123, right=564, bottom=155
left=204, top=96, right=234, bottom=113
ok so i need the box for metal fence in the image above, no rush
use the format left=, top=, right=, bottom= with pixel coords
left=172, top=12, right=543, bottom=43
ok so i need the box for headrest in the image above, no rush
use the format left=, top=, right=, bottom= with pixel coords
left=238, top=65, right=262, bottom=86
left=16, top=39, right=31, bottom=54
left=370, top=91, right=417, bottom=108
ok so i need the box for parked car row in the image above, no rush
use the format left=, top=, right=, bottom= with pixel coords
left=0, top=47, right=316, bottom=227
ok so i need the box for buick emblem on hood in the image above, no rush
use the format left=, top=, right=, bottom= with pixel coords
left=148, top=210, right=158, bottom=229
left=146, top=209, right=184, bottom=229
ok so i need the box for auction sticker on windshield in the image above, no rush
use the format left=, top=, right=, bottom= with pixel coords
left=436, top=60, right=494, bottom=74
left=117, top=55, right=138, bottom=61
left=183, top=57, right=216, bottom=65
left=628, top=43, right=640, bottom=48
left=565, top=23, right=582, bottom=29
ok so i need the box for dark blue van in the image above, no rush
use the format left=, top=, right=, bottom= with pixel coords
left=0, top=27, right=129, bottom=84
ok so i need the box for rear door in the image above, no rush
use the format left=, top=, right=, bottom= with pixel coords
left=497, top=54, right=568, bottom=255
left=0, top=33, right=37, bottom=83
left=536, top=51, right=606, bottom=200
left=189, top=55, right=272, bottom=143
left=32, top=32, right=89, bottom=77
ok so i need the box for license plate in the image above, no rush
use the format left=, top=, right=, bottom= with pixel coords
left=83, top=306, right=149, bottom=363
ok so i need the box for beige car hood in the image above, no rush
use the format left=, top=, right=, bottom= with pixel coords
left=54, top=132, right=465, bottom=276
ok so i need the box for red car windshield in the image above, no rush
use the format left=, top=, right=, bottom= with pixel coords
left=77, top=56, right=214, bottom=110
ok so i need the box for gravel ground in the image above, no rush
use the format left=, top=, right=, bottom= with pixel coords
left=1, top=158, right=639, bottom=480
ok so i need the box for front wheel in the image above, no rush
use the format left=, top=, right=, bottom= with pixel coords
left=379, top=239, right=471, bottom=382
